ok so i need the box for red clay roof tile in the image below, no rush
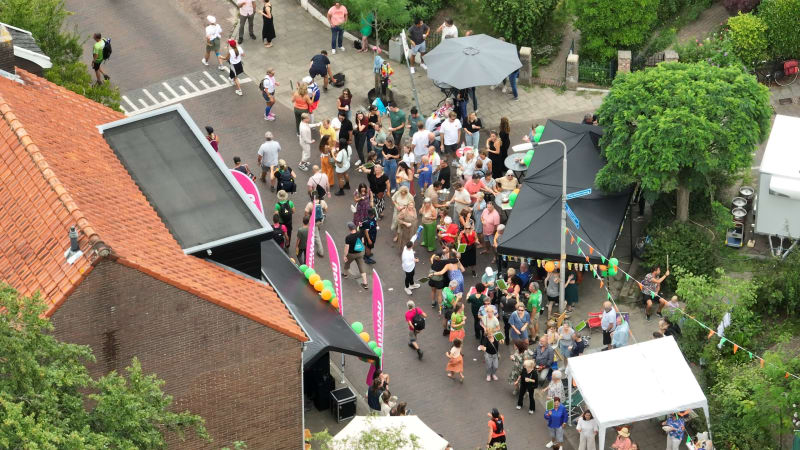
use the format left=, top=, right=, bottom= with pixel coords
left=0, top=70, right=305, bottom=341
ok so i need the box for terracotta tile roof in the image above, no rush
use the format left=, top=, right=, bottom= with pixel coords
left=0, top=70, right=305, bottom=341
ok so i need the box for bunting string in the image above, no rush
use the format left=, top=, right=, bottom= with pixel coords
left=563, top=226, right=800, bottom=382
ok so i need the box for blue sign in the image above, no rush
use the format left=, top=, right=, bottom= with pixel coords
left=566, top=188, right=592, bottom=200
left=565, top=203, right=580, bottom=229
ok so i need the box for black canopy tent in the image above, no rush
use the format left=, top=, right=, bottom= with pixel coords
left=497, top=120, right=633, bottom=264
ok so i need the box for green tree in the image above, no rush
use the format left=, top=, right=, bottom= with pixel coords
left=754, top=251, right=800, bottom=317
left=481, top=0, right=559, bottom=47
left=311, top=421, right=421, bottom=449
left=726, top=13, right=768, bottom=67
left=595, top=62, right=771, bottom=222
left=573, top=0, right=659, bottom=61
left=758, top=0, right=800, bottom=60
left=0, top=0, right=121, bottom=111
left=0, top=284, right=208, bottom=448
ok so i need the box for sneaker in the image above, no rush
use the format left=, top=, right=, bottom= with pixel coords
left=237, top=38, right=243, bottom=44
left=656, top=312, right=663, bottom=318
left=202, top=58, right=209, bottom=66
left=361, top=282, right=369, bottom=290
left=365, top=257, right=376, bottom=265
left=235, top=89, right=243, bottom=96
left=432, top=301, right=438, bottom=308
left=404, top=287, right=412, bottom=295
left=512, top=96, right=519, bottom=101
left=103, top=74, right=110, bottom=81
left=340, top=46, right=345, bottom=51
left=264, top=114, right=270, bottom=121
left=411, top=283, right=421, bottom=289
left=298, top=163, right=310, bottom=171
left=492, top=374, right=498, bottom=381
left=529, top=410, right=534, bottom=414
left=486, top=376, right=491, bottom=382
left=516, top=405, right=522, bottom=410
left=331, top=49, right=336, bottom=55
left=490, top=85, right=497, bottom=91
left=250, top=34, right=257, bottom=40
left=219, top=65, right=227, bottom=71
left=646, top=314, right=651, bottom=321
left=420, top=63, right=428, bottom=70
left=546, top=441, right=554, bottom=448
left=268, top=112, right=276, bottom=118
left=266, top=115, right=276, bottom=121
left=502, top=86, right=509, bottom=94
left=355, top=160, right=362, bottom=166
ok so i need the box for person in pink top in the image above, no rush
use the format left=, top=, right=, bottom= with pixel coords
left=327, top=2, right=348, bottom=54
left=405, top=300, right=427, bottom=360
left=464, top=173, right=486, bottom=203
left=481, top=202, right=501, bottom=253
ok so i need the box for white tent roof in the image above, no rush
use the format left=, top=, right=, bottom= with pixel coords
left=568, top=336, right=707, bottom=429
left=332, top=416, right=449, bottom=450
left=761, top=114, right=800, bottom=179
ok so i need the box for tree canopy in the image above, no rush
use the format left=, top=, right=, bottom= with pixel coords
left=0, top=284, right=208, bottom=448
left=572, top=0, right=659, bottom=61
left=595, top=62, right=771, bottom=221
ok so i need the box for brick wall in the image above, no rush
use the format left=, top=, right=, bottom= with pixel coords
left=50, top=260, right=303, bottom=449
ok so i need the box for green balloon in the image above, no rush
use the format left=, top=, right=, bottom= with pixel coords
left=368, top=341, right=378, bottom=350
left=534, top=125, right=545, bottom=143
left=351, top=321, right=364, bottom=334
left=323, top=280, right=334, bottom=289
left=608, top=266, right=618, bottom=277
left=523, top=150, right=534, bottom=166
left=298, top=264, right=308, bottom=273
left=304, top=268, right=316, bottom=279
left=609, top=257, right=619, bottom=268
left=509, top=191, right=518, bottom=207
left=374, top=347, right=383, bottom=357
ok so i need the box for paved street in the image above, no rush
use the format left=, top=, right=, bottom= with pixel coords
left=62, top=0, right=794, bottom=448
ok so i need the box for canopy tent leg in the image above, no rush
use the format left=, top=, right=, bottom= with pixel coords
left=568, top=372, right=574, bottom=425
left=599, top=427, right=606, bottom=450
left=703, top=405, right=712, bottom=443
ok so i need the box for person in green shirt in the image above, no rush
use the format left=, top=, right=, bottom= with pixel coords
left=467, top=283, right=488, bottom=339
left=91, top=33, right=110, bottom=85
left=441, top=279, right=461, bottom=336
left=526, top=281, right=542, bottom=341
left=449, top=302, right=466, bottom=342
left=387, top=103, right=406, bottom=146
left=406, top=107, right=424, bottom=135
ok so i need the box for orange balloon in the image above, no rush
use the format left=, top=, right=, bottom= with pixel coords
left=513, top=188, right=520, bottom=195
left=359, top=332, right=370, bottom=342
left=321, top=289, right=332, bottom=301
left=599, top=265, right=608, bottom=272
left=308, top=273, right=321, bottom=285
left=544, top=261, right=555, bottom=272
left=314, top=280, right=325, bottom=292
left=330, top=297, right=339, bottom=309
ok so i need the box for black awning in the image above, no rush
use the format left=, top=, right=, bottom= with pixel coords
left=498, top=120, right=633, bottom=263
left=260, top=241, right=376, bottom=369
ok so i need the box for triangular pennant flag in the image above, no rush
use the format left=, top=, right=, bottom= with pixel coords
left=625, top=273, right=630, bottom=281
left=707, top=329, right=715, bottom=339
left=601, top=255, right=606, bottom=263
left=607, top=292, right=612, bottom=300
left=786, top=372, right=790, bottom=379
left=589, top=247, right=594, bottom=255
left=650, top=291, right=655, bottom=299
left=577, top=248, right=583, bottom=256
left=760, top=358, right=765, bottom=368
left=568, top=262, right=573, bottom=270
left=720, top=337, right=727, bottom=346
left=564, top=227, right=569, bottom=234
left=585, top=255, right=590, bottom=263
left=537, top=259, right=542, bottom=268
left=577, top=237, right=582, bottom=244
left=748, top=352, right=753, bottom=359
left=570, top=236, right=575, bottom=244
left=599, top=280, right=604, bottom=289
left=733, top=344, right=738, bottom=354
left=637, top=282, right=643, bottom=291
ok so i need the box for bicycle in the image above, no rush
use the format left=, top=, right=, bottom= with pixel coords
left=752, top=60, right=798, bottom=87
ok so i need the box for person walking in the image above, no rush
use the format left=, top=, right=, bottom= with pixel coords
left=440, top=279, right=460, bottom=335
left=205, top=126, right=220, bottom=154
left=544, top=397, right=568, bottom=448
left=292, top=82, right=312, bottom=137
left=406, top=300, right=426, bottom=359
left=295, top=216, right=309, bottom=263
left=526, top=282, right=542, bottom=341
left=401, top=240, right=420, bottom=295
left=274, top=190, right=295, bottom=250
left=478, top=332, right=501, bottom=381
left=298, top=113, right=315, bottom=171
left=360, top=209, right=378, bottom=264
left=487, top=408, right=507, bottom=448
left=257, top=131, right=280, bottom=190
left=202, top=16, right=225, bottom=70
left=260, top=0, right=276, bottom=47
left=577, top=410, right=599, bottom=450
left=220, top=40, right=245, bottom=96
left=309, top=50, right=334, bottom=91
left=508, top=68, right=520, bottom=101
left=274, top=159, right=297, bottom=194
left=406, top=18, right=430, bottom=71
left=91, top=33, right=109, bottom=85
left=327, top=2, right=348, bottom=54
left=515, top=359, right=538, bottom=414
left=467, top=283, right=488, bottom=339
left=342, top=222, right=369, bottom=289
left=388, top=103, right=406, bottom=146
left=304, top=192, right=327, bottom=258
left=445, top=338, right=464, bottom=382
left=261, top=68, right=278, bottom=120
left=237, top=0, right=257, bottom=44
left=307, top=165, right=330, bottom=201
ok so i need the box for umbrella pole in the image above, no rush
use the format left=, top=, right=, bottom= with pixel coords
left=399, top=30, right=422, bottom=116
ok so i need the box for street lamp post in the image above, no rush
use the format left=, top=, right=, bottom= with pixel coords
left=533, top=139, right=569, bottom=313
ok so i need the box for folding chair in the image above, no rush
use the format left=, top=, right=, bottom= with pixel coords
left=566, top=388, right=584, bottom=425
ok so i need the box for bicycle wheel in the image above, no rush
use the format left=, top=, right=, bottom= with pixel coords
left=775, top=69, right=798, bottom=86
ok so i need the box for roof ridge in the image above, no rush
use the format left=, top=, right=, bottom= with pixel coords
left=0, top=94, right=104, bottom=250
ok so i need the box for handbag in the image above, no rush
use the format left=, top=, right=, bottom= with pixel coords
left=350, top=204, right=357, bottom=213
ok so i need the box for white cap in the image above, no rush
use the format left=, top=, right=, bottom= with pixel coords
left=506, top=169, right=514, bottom=176
left=302, top=76, right=313, bottom=84
left=485, top=267, right=494, bottom=277
left=207, top=15, right=216, bottom=24
left=443, top=216, right=452, bottom=224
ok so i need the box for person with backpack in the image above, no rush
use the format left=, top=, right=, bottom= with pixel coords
left=260, top=68, right=278, bottom=121
left=304, top=191, right=327, bottom=258
left=91, top=33, right=110, bottom=85
left=271, top=213, right=289, bottom=253
left=405, top=300, right=426, bottom=360
left=342, top=222, right=369, bottom=290
left=307, top=165, right=330, bottom=201
left=273, top=160, right=297, bottom=194
left=487, top=408, right=507, bottom=447
left=274, top=190, right=295, bottom=250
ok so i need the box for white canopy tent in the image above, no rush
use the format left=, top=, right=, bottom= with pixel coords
left=567, top=336, right=711, bottom=448
left=331, top=415, right=448, bottom=450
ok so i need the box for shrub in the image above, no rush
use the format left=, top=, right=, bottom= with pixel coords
left=758, top=0, right=800, bottom=60
left=480, top=0, right=559, bottom=47
left=673, top=31, right=743, bottom=67
left=642, top=222, right=718, bottom=293
left=573, top=0, right=659, bottom=61
left=722, top=0, right=761, bottom=13
left=754, top=251, right=800, bottom=317
left=726, top=13, right=768, bottom=67
left=45, top=61, right=121, bottom=111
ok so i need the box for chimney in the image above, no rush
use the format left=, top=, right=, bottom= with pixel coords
left=0, top=25, right=14, bottom=75
left=64, top=226, right=83, bottom=264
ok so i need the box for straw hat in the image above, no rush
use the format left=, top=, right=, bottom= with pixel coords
left=618, top=427, right=630, bottom=438
left=277, top=190, right=288, bottom=201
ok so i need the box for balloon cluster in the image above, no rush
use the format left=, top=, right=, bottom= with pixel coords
left=508, top=188, right=520, bottom=208
left=599, top=258, right=619, bottom=277
left=299, top=264, right=339, bottom=309
left=533, top=125, right=544, bottom=142
left=350, top=321, right=383, bottom=358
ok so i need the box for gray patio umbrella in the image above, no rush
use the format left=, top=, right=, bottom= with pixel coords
left=424, top=34, right=522, bottom=90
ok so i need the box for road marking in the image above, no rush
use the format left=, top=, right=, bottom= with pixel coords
left=179, top=85, right=190, bottom=95
left=218, top=74, right=229, bottom=84
left=203, top=70, right=220, bottom=86
left=158, top=91, right=170, bottom=101
left=138, top=98, right=149, bottom=108
left=183, top=77, right=199, bottom=91
left=162, top=82, right=179, bottom=98
left=142, top=89, right=158, bottom=104
left=122, top=95, right=139, bottom=112
left=199, top=80, right=211, bottom=89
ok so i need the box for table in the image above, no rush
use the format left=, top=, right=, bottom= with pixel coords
left=493, top=191, right=514, bottom=222
left=432, top=79, right=457, bottom=108
left=504, top=154, right=529, bottom=181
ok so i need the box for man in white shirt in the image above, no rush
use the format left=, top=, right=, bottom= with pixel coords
left=437, top=18, right=458, bottom=39
left=298, top=113, right=315, bottom=171
left=237, top=0, right=256, bottom=44
left=202, top=16, right=225, bottom=71
left=600, top=301, right=617, bottom=351
left=257, top=131, right=281, bottom=190
left=440, top=111, right=462, bottom=155
left=411, top=122, right=429, bottom=165
left=401, top=239, right=420, bottom=295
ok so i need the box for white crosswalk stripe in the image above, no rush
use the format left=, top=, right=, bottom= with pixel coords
left=119, top=69, right=251, bottom=115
